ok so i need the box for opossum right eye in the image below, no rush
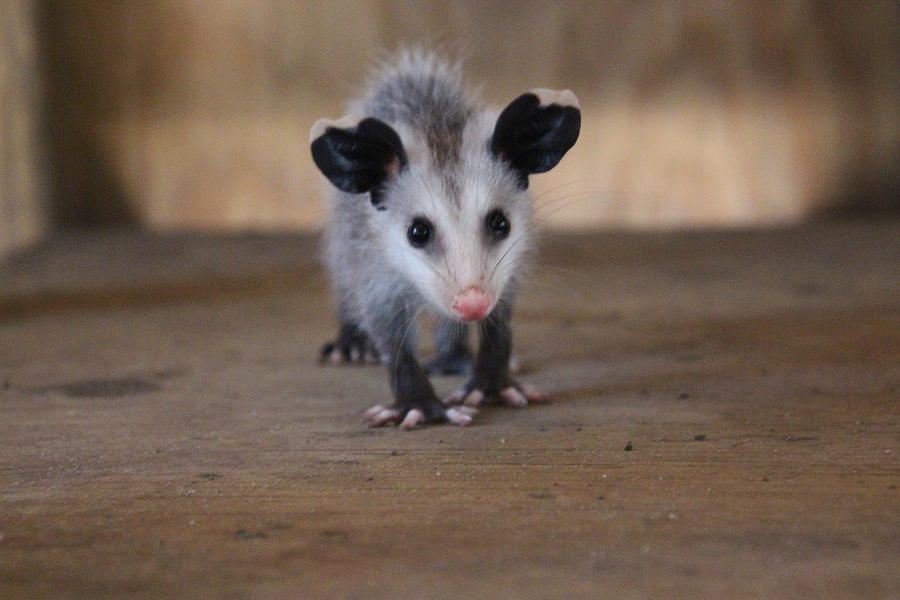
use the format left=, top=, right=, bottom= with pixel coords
left=486, top=209, right=510, bottom=240
left=407, top=217, right=433, bottom=248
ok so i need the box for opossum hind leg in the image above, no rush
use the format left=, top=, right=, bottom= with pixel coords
left=320, top=322, right=381, bottom=366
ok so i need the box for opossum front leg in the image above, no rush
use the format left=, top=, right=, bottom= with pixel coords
left=444, top=302, right=546, bottom=408
left=362, top=306, right=476, bottom=429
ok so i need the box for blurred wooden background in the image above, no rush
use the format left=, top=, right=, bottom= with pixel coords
left=0, top=0, right=45, bottom=258
left=1, top=1, right=898, bottom=257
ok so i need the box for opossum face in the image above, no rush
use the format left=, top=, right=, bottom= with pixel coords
left=311, top=89, right=580, bottom=321
left=371, top=156, right=529, bottom=321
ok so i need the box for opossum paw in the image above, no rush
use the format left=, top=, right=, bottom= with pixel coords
left=362, top=404, right=477, bottom=429
left=444, top=406, right=477, bottom=426
left=444, top=380, right=547, bottom=408
left=320, top=340, right=381, bottom=366
left=362, top=404, right=403, bottom=427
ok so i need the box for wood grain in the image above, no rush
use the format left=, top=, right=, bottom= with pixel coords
left=1, top=222, right=898, bottom=599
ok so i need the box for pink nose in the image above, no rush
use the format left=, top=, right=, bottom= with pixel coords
left=453, top=287, right=491, bottom=321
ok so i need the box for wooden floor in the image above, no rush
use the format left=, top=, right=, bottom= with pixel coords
left=1, top=221, right=898, bottom=599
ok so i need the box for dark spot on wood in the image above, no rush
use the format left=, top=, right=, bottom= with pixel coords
left=762, top=477, right=769, bottom=482
left=693, top=434, right=707, bottom=441
left=152, top=367, right=186, bottom=380
left=320, top=529, right=350, bottom=540
left=199, top=473, right=222, bottom=480
left=529, top=493, right=555, bottom=500
left=2, top=378, right=9, bottom=390
left=596, top=494, right=605, bottom=500
left=783, top=435, right=818, bottom=442
left=233, top=529, right=267, bottom=540
left=624, top=441, right=634, bottom=451
left=679, top=392, right=690, bottom=399
left=52, top=376, right=161, bottom=398
left=366, top=477, right=374, bottom=482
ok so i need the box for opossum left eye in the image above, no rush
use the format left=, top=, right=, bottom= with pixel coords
left=407, top=217, right=433, bottom=248
left=486, top=209, right=510, bottom=240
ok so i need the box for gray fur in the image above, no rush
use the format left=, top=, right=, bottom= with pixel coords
left=356, top=53, right=471, bottom=172
left=314, top=49, right=575, bottom=426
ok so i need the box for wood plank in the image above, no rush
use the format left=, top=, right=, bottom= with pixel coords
left=1, top=222, right=898, bottom=599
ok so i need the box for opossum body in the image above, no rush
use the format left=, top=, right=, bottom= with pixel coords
left=310, top=50, right=580, bottom=428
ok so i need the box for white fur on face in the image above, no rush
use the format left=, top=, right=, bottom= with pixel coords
left=375, top=155, right=531, bottom=321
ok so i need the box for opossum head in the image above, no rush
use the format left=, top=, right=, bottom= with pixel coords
left=311, top=89, right=580, bottom=322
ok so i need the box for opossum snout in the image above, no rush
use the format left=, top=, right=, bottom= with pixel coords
left=453, top=286, right=492, bottom=321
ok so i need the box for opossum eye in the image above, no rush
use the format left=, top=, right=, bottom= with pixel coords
left=407, top=217, right=433, bottom=248
left=486, top=209, right=510, bottom=240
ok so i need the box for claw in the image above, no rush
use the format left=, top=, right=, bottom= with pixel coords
left=500, top=386, right=528, bottom=408
left=400, top=408, right=426, bottom=430
left=446, top=406, right=476, bottom=426
left=463, top=390, right=485, bottom=407
left=520, top=383, right=548, bottom=403
left=362, top=404, right=401, bottom=427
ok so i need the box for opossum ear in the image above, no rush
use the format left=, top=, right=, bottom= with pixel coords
left=491, top=89, right=580, bottom=186
left=310, top=115, right=407, bottom=195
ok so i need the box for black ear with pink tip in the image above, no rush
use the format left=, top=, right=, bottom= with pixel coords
left=310, top=115, right=407, bottom=202
left=490, top=89, right=581, bottom=187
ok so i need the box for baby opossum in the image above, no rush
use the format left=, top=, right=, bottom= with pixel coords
left=310, top=50, right=580, bottom=429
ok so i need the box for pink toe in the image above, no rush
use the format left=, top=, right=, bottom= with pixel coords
left=446, top=407, right=474, bottom=426
left=500, top=387, right=528, bottom=408
left=400, top=409, right=425, bottom=430
left=362, top=404, right=386, bottom=418
left=463, top=390, right=485, bottom=407
left=521, top=384, right=548, bottom=403
left=364, top=405, right=401, bottom=427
